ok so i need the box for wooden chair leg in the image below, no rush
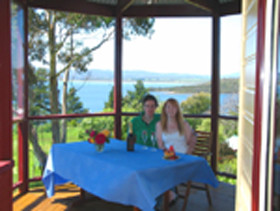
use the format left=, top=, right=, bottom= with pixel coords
left=205, top=184, right=212, bottom=205
left=182, top=181, right=191, bottom=211
left=80, top=188, right=86, bottom=199
left=163, top=191, right=170, bottom=211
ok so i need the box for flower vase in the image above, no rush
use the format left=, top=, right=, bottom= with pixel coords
left=95, top=144, right=104, bottom=152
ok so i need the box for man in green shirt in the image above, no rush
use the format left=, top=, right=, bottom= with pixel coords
left=131, top=94, right=160, bottom=147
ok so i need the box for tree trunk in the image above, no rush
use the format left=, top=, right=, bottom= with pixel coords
left=61, top=73, right=69, bottom=143
left=48, top=11, right=60, bottom=143
left=29, top=126, right=47, bottom=170
left=61, top=30, right=73, bottom=143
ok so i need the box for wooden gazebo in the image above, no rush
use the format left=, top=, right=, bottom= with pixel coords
left=0, top=0, right=242, bottom=210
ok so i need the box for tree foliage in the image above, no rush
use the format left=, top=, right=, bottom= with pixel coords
left=66, top=87, right=89, bottom=114
left=122, top=80, right=149, bottom=111
left=28, top=8, right=154, bottom=168
left=181, top=92, right=211, bottom=114
left=181, top=92, right=210, bottom=129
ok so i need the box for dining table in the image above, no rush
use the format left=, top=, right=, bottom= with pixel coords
left=42, top=138, right=219, bottom=211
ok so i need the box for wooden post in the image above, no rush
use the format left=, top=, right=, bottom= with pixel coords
left=114, top=3, right=123, bottom=139
left=0, top=0, right=13, bottom=210
left=211, top=14, right=220, bottom=174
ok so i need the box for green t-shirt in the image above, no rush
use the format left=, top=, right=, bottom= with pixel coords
left=130, top=113, right=161, bottom=147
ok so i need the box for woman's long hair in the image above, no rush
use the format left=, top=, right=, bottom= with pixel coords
left=161, top=98, right=185, bottom=135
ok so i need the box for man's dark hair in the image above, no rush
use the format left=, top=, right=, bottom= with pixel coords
left=142, top=94, right=158, bottom=107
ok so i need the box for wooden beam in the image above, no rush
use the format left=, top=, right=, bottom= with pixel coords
left=26, top=0, right=241, bottom=17
left=27, top=0, right=114, bottom=16
left=123, top=4, right=212, bottom=17
left=220, top=1, right=241, bottom=16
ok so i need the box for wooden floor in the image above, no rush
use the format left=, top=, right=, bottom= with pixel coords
left=13, top=182, right=235, bottom=211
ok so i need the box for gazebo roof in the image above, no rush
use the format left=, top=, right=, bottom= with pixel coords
left=27, top=0, right=241, bottom=17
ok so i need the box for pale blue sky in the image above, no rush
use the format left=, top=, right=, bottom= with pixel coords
left=90, top=15, right=242, bottom=76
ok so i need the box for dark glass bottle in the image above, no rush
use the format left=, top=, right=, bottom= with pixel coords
left=127, top=122, right=135, bottom=151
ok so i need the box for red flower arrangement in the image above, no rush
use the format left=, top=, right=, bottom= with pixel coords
left=86, top=129, right=110, bottom=152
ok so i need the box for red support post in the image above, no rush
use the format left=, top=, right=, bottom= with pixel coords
left=0, top=0, right=13, bottom=210
left=252, top=0, right=266, bottom=210
left=18, top=1, right=29, bottom=194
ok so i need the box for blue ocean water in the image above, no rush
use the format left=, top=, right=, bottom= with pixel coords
left=58, top=81, right=237, bottom=113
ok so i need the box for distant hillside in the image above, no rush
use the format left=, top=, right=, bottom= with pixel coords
left=149, top=78, right=239, bottom=93
left=68, top=69, right=210, bottom=82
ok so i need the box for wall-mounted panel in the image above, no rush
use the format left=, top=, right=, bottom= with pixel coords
left=244, top=61, right=256, bottom=88
left=245, top=28, right=257, bottom=59
left=236, top=0, right=258, bottom=209
left=244, top=89, right=255, bottom=115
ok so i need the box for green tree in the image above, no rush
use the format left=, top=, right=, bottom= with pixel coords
left=66, top=87, right=89, bottom=114
left=28, top=8, right=154, bottom=168
left=181, top=92, right=211, bottom=114
left=122, top=80, right=149, bottom=112
left=104, top=86, right=114, bottom=110
left=28, top=67, right=50, bottom=166
left=181, top=92, right=211, bottom=129
left=121, top=80, right=151, bottom=139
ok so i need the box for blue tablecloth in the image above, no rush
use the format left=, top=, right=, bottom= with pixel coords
left=42, top=138, right=218, bottom=211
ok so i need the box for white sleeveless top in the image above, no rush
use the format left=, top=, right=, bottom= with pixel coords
left=162, top=131, right=188, bottom=154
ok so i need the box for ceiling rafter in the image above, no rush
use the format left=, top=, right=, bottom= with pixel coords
left=27, top=0, right=114, bottom=16
left=119, top=0, right=135, bottom=13
left=122, top=4, right=212, bottom=17
left=184, top=0, right=214, bottom=12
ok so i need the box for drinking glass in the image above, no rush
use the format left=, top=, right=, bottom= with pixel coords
left=141, top=130, right=148, bottom=149
left=150, top=133, right=157, bottom=151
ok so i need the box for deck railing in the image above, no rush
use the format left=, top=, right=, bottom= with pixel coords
left=12, top=112, right=238, bottom=193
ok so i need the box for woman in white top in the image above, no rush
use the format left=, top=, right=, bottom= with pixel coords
left=156, top=98, right=196, bottom=154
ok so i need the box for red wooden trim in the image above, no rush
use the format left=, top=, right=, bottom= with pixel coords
left=18, top=121, right=28, bottom=194
left=0, top=0, right=12, bottom=161
left=0, top=160, right=14, bottom=175
left=13, top=176, right=41, bottom=190
left=13, top=117, right=25, bottom=123
left=252, top=0, right=266, bottom=210
left=20, top=0, right=29, bottom=195
left=0, top=1, right=13, bottom=209
left=28, top=112, right=216, bottom=120
left=29, top=176, right=42, bottom=182
left=29, top=112, right=115, bottom=120
left=0, top=161, right=13, bottom=211
left=13, top=181, right=23, bottom=190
